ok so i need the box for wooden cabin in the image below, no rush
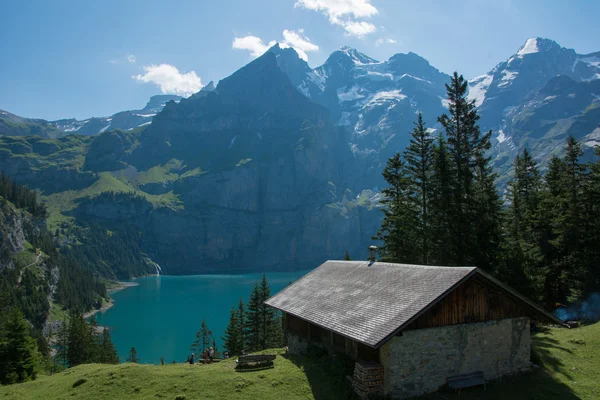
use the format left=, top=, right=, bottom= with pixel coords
left=265, top=260, right=560, bottom=398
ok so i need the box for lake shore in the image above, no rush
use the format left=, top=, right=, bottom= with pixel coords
left=84, top=280, right=139, bottom=319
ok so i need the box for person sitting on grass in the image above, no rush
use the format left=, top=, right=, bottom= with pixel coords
left=189, top=353, right=195, bottom=365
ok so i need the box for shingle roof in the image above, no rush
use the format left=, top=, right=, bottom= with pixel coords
left=265, top=260, right=476, bottom=348
left=265, top=260, right=561, bottom=348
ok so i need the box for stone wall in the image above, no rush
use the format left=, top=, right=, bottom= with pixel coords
left=379, top=317, right=531, bottom=399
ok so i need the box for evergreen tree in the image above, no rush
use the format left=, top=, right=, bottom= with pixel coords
left=403, top=112, right=435, bottom=264
left=54, top=317, right=69, bottom=368
left=222, top=306, right=241, bottom=355
left=429, top=134, right=454, bottom=264
left=236, top=297, right=247, bottom=354
left=438, top=72, right=496, bottom=266
left=373, top=153, right=417, bottom=263
left=245, top=283, right=261, bottom=352
left=344, top=251, right=352, bottom=261
left=66, top=311, right=89, bottom=367
left=99, top=328, right=119, bottom=364
left=0, top=308, right=40, bottom=384
left=191, top=321, right=212, bottom=354
left=126, top=347, right=139, bottom=363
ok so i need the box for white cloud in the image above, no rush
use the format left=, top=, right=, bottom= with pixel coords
left=232, top=36, right=277, bottom=58
left=133, top=64, right=203, bottom=97
left=375, top=37, right=396, bottom=46
left=294, top=0, right=379, bottom=37
left=342, top=21, right=376, bottom=37
left=232, top=29, right=319, bottom=61
left=127, top=54, right=136, bottom=64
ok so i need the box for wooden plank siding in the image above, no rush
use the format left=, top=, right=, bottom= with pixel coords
left=285, top=313, right=380, bottom=362
left=404, top=275, right=531, bottom=330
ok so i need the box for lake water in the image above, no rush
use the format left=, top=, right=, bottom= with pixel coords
left=94, top=272, right=307, bottom=364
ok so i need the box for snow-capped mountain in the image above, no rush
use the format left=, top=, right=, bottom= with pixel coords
left=269, top=38, right=599, bottom=185
left=467, top=38, right=600, bottom=183
left=50, top=94, right=183, bottom=135
left=270, top=43, right=450, bottom=171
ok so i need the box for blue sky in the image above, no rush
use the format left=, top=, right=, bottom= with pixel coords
left=1, top=0, right=599, bottom=120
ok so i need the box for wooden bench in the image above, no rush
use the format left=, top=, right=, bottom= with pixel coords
left=447, top=371, right=486, bottom=394
left=236, top=354, right=276, bottom=369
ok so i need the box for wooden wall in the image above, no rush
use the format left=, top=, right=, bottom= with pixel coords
left=404, top=276, right=532, bottom=330
left=285, top=313, right=379, bottom=362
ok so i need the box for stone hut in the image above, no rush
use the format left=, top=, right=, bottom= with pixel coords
left=265, top=260, right=560, bottom=398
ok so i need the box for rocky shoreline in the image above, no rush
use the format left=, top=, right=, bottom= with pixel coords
left=84, top=280, right=139, bottom=319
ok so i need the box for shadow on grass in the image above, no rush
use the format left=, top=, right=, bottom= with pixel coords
left=235, top=361, right=274, bottom=372
left=418, top=368, right=581, bottom=400
left=532, top=333, right=574, bottom=380
left=283, top=348, right=355, bottom=400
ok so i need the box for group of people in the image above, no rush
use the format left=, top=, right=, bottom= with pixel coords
left=188, top=347, right=215, bottom=365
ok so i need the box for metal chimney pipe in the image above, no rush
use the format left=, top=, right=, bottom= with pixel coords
left=368, top=245, right=378, bottom=262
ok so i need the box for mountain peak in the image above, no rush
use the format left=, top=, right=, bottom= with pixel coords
left=330, top=46, right=379, bottom=65
left=516, top=37, right=561, bottom=57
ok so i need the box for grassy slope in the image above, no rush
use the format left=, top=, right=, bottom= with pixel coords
left=2, top=323, right=599, bottom=400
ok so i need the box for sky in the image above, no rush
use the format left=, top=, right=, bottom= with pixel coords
left=1, top=0, right=599, bottom=120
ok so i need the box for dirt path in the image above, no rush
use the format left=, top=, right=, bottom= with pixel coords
left=17, top=250, right=42, bottom=285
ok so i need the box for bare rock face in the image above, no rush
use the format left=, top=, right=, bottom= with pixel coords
left=0, top=201, right=26, bottom=266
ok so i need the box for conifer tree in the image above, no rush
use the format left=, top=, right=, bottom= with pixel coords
left=236, top=297, right=247, bottom=354
left=222, top=306, right=241, bottom=355
left=373, top=154, right=417, bottom=263
left=54, top=317, right=69, bottom=368
left=126, top=346, right=139, bottom=363
left=191, top=321, right=212, bottom=354
left=344, top=251, right=352, bottom=261
left=99, top=328, right=119, bottom=364
left=438, top=71, right=497, bottom=267
left=403, top=112, right=434, bottom=264
left=429, top=134, right=454, bottom=265
left=245, top=283, right=261, bottom=351
left=66, top=311, right=89, bottom=367
left=0, top=308, right=40, bottom=384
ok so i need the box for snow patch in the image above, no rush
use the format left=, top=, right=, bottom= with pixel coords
left=397, top=74, right=431, bottom=84
left=497, top=129, right=507, bottom=144
left=99, top=124, right=111, bottom=133
left=468, top=74, right=493, bottom=107
left=517, top=38, right=539, bottom=56
left=135, top=113, right=156, bottom=118
left=585, top=140, right=600, bottom=148
left=544, top=95, right=557, bottom=102
left=137, top=121, right=152, bottom=127
left=365, top=90, right=407, bottom=108
left=338, top=86, right=365, bottom=103
left=366, top=71, right=394, bottom=81
left=498, top=70, right=518, bottom=88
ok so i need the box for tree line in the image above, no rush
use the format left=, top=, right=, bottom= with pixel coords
left=375, top=71, right=600, bottom=308
left=222, top=275, right=284, bottom=356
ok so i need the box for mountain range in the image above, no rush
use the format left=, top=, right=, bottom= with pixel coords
left=0, top=37, right=598, bottom=274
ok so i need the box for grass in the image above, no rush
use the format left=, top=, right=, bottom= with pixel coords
left=48, top=302, right=68, bottom=323
left=2, top=324, right=599, bottom=400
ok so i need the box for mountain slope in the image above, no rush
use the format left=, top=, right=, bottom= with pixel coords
left=468, top=38, right=600, bottom=184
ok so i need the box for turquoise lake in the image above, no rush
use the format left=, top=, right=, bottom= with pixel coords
left=94, top=272, right=306, bottom=364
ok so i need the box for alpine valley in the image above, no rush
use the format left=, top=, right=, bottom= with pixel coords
left=1, top=37, right=600, bottom=277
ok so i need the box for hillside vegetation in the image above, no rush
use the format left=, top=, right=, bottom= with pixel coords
left=2, top=323, right=598, bottom=400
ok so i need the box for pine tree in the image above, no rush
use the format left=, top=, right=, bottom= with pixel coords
left=236, top=297, right=247, bottom=354
left=245, top=283, right=261, bottom=352
left=257, top=275, right=283, bottom=350
left=54, top=317, right=69, bottom=368
left=66, top=311, right=89, bottom=367
left=126, top=346, right=139, bottom=363
left=222, top=306, right=241, bottom=355
left=437, top=71, right=498, bottom=267
left=429, top=134, right=454, bottom=265
left=191, top=321, right=212, bottom=354
left=99, top=328, right=119, bottom=364
left=0, top=308, right=40, bottom=384
left=344, top=251, right=352, bottom=261
left=373, top=153, right=417, bottom=263
left=403, top=112, right=435, bottom=264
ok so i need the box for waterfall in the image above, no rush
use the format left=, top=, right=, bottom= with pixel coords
left=154, top=262, right=163, bottom=276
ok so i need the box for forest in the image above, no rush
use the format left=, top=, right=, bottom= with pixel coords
left=375, top=72, right=600, bottom=309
